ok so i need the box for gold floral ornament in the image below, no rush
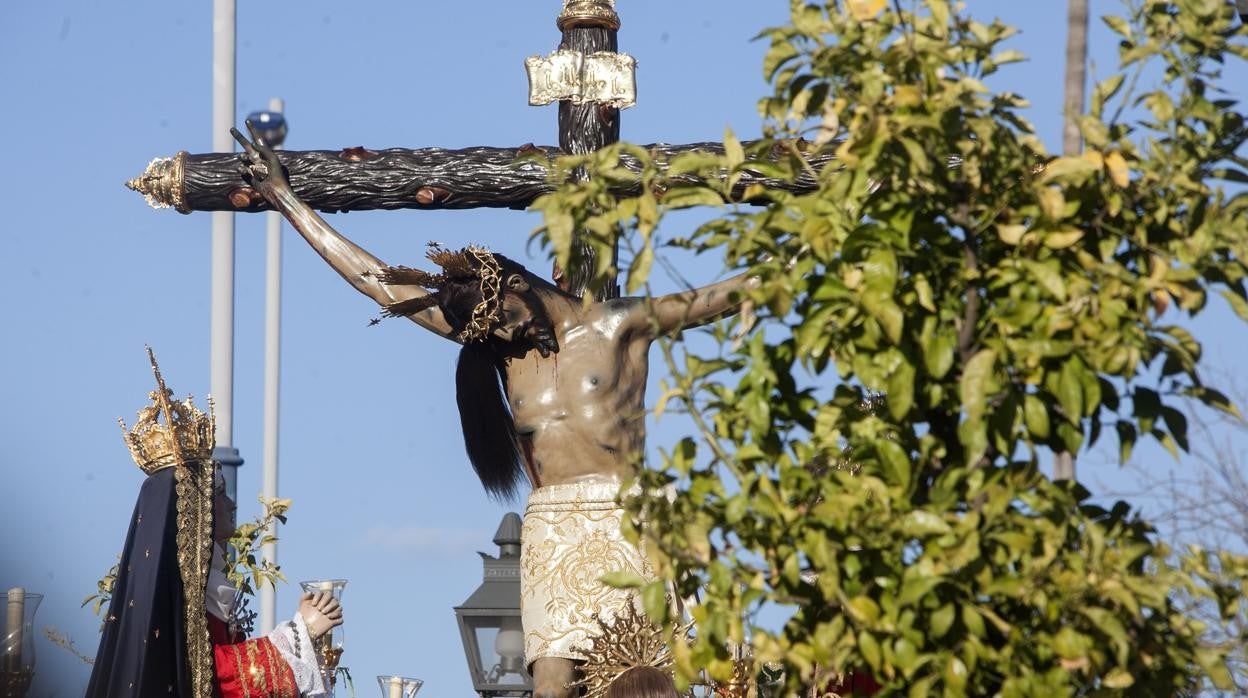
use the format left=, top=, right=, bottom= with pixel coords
left=572, top=602, right=692, bottom=698
left=125, top=151, right=190, bottom=213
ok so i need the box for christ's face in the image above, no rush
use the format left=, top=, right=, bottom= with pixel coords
left=492, top=272, right=558, bottom=357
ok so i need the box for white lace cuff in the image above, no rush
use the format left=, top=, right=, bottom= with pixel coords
left=267, top=612, right=328, bottom=697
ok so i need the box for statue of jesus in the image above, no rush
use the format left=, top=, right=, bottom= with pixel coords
left=232, top=123, right=757, bottom=698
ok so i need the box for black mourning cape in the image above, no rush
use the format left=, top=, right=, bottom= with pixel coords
left=86, top=468, right=192, bottom=697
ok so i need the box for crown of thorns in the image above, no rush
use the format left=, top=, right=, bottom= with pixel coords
left=377, top=245, right=502, bottom=342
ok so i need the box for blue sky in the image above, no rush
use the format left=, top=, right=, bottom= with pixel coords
left=2, top=2, right=1245, bottom=695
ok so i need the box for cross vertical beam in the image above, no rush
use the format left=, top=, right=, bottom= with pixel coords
left=554, top=0, right=622, bottom=300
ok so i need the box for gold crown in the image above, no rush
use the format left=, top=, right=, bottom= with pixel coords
left=119, top=347, right=216, bottom=475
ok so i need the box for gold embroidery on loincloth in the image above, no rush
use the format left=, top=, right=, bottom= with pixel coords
left=521, top=481, right=655, bottom=665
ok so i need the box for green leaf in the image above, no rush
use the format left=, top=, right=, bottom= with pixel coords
left=1043, top=227, right=1084, bottom=249
left=960, top=349, right=998, bottom=423
left=724, top=127, right=744, bottom=169
left=877, top=440, right=912, bottom=491
left=642, top=580, right=668, bottom=623
left=930, top=603, right=955, bottom=639
left=887, top=359, right=915, bottom=418
left=862, top=289, right=904, bottom=344
left=1116, top=420, right=1137, bottom=464
left=762, top=39, right=798, bottom=80
left=1023, top=393, right=1051, bottom=439
left=661, top=186, right=725, bottom=210
left=1093, top=74, right=1126, bottom=106
left=1102, top=669, right=1135, bottom=689
left=626, top=243, right=654, bottom=294
left=1057, top=358, right=1084, bottom=424
left=924, top=329, right=956, bottom=379
left=1103, top=14, right=1132, bottom=38
left=1021, top=259, right=1067, bottom=301
left=1220, top=289, right=1248, bottom=322
left=858, top=631, right=882, bottom=670
left=903, top=510, right=950, bottom=536
left=997, top=223, right=1026, bottom=245
left=600, top=570, right=647, bottom=589
left=1039, top=156, right=1099, bottom=183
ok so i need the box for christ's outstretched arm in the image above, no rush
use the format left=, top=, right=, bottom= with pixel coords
left=232, top=123, right=456, bottom=339
left=642, top=270, right=761, bottom=336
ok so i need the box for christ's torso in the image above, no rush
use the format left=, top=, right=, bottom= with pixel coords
left=504, top=298, right=651, bottom=487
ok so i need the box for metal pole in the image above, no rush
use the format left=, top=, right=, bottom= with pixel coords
left=259, top=97, right=284, bottom=635
left=211, top=0, right=243, bottom=506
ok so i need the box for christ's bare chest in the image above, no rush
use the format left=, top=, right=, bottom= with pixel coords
left=503, top=310, right=650, bottom=440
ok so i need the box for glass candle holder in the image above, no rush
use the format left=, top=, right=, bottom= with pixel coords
left=376, top=675, right=422, bottom=698
left=299, top=579, right=347, bottom=694
left=2, top=589, right=42, bottom=698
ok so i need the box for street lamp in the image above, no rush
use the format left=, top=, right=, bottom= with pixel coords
left=245, top=108, right=287, bottom=148
left=454, top=513, right=532, bottom=697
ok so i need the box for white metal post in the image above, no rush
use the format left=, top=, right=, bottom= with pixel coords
left=211, top=0, right=243, bottom=506
left=259, top=97, right=285, bottom=635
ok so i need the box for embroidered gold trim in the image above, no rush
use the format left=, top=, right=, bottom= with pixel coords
left=228, top=643, right=250, bottom=698
left=246, top=639, right=267, bottom=695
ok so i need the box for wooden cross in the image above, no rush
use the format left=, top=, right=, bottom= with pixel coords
left=126, top=0, right=832, bottom=300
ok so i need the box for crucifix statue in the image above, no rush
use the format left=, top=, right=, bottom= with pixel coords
left=127, top=2, right=824, bottom=696
left=230, top=120, right=754, bottom=696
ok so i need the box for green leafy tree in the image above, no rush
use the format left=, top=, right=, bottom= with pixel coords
left=533, top=0, right=1248, bottom=695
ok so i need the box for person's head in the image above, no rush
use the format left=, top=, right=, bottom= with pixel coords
left=377, top=246, right=562, bottom=501
left=603, top=666, right=681, bottom=698
left=379, top=246, right=559, bottom=358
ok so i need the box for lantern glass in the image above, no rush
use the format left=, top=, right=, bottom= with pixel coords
left=454, top=513, right=530, bottom=696
left=455, top=610, right=532, bottom=694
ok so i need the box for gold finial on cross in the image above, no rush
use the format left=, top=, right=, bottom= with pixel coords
left=557, top=0, right=619, bottom=31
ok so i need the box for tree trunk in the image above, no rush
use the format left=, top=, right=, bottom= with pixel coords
left=1062, top=0, right=1089, bottom=158
left=1055, top=0, right=1088, bottom=482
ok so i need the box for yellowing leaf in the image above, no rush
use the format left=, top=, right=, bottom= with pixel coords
left=997, top=224, right=1026, bottom=245
left=893, top=85, right=922, bottom=108
left=960, top=349, right=998, bottom=422
left=1103, top=668, right=1135, bottom=689
left=1152, top=288, right=1171, bottom=315
left=1043, top=227, right=1084, bottom=249
left=1105, top=150, right=1130, bottom=187
left=848, top=0, right=886, bottom=21
left=843, top=267, right=864, bottom=290
left=723, top=127, right=744, bottom=168
left=1037, top=187, right=1066, bottom=220
left=1039, top=156, right=1099, bottom=183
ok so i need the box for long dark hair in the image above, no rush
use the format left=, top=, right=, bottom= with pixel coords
left=381, top=251, right=535, bottom=501
left=455, top=340, right=526, bottom=501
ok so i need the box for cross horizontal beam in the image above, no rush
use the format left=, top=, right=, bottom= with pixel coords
left=127, top=142, right=835, bottom=215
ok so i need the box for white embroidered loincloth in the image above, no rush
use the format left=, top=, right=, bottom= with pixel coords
left=521, top=480, right=654, bottom=666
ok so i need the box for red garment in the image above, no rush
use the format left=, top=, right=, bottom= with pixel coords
left=828, top=670, right=882, bottom=696
left=207, top=614, right=299, bottom=698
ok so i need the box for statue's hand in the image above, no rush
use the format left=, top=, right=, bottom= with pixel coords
left=231, top=120, right=288, bottom=193
left=298, top=591, right=344, bottom=640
